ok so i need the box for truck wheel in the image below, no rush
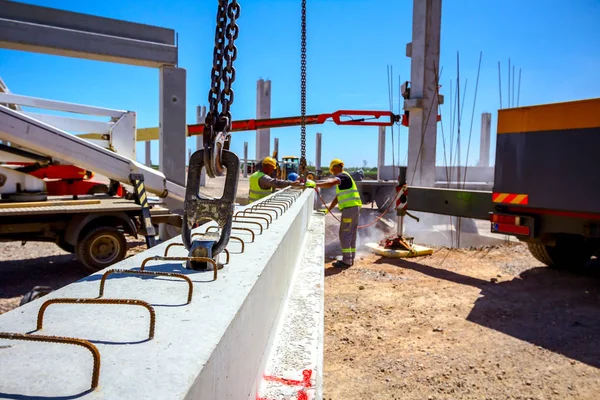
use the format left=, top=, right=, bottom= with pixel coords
left=76, top=226, right=127, bottom=272
left=527, top=236, right=596, bottom=269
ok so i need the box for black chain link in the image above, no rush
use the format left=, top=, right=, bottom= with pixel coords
left=204, top=0, right=240, bottom=177
left=299, top=0, right=307, bottom=176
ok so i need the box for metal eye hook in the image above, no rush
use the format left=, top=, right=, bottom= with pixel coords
left=183, top=148, right=240, bottom=270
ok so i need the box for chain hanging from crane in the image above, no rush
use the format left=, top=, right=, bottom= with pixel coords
left=299, top=0, right=307, bottom=176
left=182, top=0, right=241, bottom=270
left=203, top=0, right=241, bottom=178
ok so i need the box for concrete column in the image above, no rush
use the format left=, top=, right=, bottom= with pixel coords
left=196, top=105, right=207, bottom=186
left=159, top=66, right=186, bottom=187
left=145, top=141, right=152, bottom=167
left=273, top=137, right=279, bottom=158
left=478, top=112, right=492, bottom=167
left=315, top=132, right=322, bottom=172
left=377, top=126, right=386, bottom=180
left=405, top=0, right=442, bottom=187
left=255, top=79, right=271, bottom=160
left=243, top=141, right=248, bottom=178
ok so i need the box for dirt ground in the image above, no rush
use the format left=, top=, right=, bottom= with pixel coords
left=1, top=206, right=599, bottom=400
left=322, top=215, right=600, bottom=400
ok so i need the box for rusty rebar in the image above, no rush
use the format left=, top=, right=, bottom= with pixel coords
left=236, top=210, right=273, bottom=223
left=252, top=203, right=285, bottom=215
left=267, top=200, right=290, bottom=210
left=221, top=248, right=230, bottom=264
left=140, top=256, right=219, bottom=281
left=164, top=242, right=185, bottom=257
left=228, top=236, right=245, bottom=253
left=206, top=226, right=255, bottom=242
left=233, top=214, right=270, bottom=229
left=0, top=332, right=101, bottom=390
left=98, top=269, right=194, bottom=304
left=37, top=298, right=156, bottom=340
left=248, top=205, right=281, bottom=218
left=231, top=219, right=263, bottom=234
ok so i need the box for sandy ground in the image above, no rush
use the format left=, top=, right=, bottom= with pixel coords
left=322, top=214, right=600, bottom=400
left=1, top=201, right=599, bottom=399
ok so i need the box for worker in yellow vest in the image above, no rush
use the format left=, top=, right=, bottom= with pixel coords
left=315, top=158, right=362, bottom=267
left=249, top=157, right=301, bottom=202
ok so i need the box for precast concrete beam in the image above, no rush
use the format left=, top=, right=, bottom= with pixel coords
left=0, top=188, right=324, bottom=400
left=0, top=0, right=177, bottom=67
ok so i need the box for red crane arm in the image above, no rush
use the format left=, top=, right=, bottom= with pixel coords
left=186, top=110, right=401, bottom=136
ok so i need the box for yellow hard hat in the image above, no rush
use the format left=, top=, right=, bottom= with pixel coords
left=329, top=158, right=344, bottom=171
left=262, top=156, right=277, bottom=168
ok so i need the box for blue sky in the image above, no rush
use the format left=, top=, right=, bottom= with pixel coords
left=2, top=0, right=599, bottom=169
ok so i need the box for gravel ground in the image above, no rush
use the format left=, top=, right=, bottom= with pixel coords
left=322, top=214, right=600, bottom=400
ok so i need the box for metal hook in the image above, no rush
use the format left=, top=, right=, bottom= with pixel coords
left=183, top=148, right=239, bottom=270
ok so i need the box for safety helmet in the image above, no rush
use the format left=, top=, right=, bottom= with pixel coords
left=329, top=158, right=344, bottom=171
left=287, top=172, right=299, bottom=181
left=262, top=156, right=277, bottom=169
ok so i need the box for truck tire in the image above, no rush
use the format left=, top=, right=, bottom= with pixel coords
left=527, top=236, right=596, bottom=269
left=76, top=226, right=127, bottom=273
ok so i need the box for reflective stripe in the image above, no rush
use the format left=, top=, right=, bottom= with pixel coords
left=335, top=172, right=362, bottom=210
left=249, top=171, right=273, bottom=202
left=341, top=248, right=356, bottom=253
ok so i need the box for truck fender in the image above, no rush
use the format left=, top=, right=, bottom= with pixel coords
left=63, top=212, right=137, bottom=246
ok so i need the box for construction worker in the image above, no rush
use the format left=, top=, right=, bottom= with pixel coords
left=249, top=156, right=301, bottom=202
left=315, top=158, right=362, bottom=267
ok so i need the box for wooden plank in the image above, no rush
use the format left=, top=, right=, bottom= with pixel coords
left=0, top=199, right=101, bottom=209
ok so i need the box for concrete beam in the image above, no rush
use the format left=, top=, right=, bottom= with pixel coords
left=478, top=112, right=492, bottom=167
left=315, top=132, right=322, bottom=172
left=377, top=126, right=385, bottom=180
left=0, top=189, right=324, bottom=399
left=405, top=0, right=442, bottom=187
left=195, top=105, right=207, bottom=187
left=159, top=66, right=186, bottom=188
left=256, top=79, right=271, bottom=160
left=0, top=1, right=177, bottom=68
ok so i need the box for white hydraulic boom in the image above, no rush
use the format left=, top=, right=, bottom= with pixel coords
left=0, top=104, right=186, bottom=205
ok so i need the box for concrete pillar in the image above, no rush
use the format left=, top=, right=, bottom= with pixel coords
left=255, top=79, right=271, bottom=160
left=377, top=126, right=386, bottom=180
left=405, top=0, right=442, bottom=187
left=273, top=137, right=279, bottom=158
left=159, top=66, right=186, bottom=187
left=478, top=112, right=492, bottom=167
left=243, top=141, right=248, bottom=178
left=196, top=105, right=207, bottom=186
left=145, top=141, right=152, bottom=167
left=315, top=132, right=322, bottom=172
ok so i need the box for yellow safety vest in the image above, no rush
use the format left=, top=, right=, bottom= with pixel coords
left=335, top=171, right=362, bottom=210
left=249, top=171, right=273, bottom=202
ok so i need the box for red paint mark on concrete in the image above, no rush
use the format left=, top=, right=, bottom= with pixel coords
left=257, top=369, right=313, bottom=400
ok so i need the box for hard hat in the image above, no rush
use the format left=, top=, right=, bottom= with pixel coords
left=287, top=172, right=299, bottom=182
left=329, top=158, right=344, bottom=171
left=262, top=156, right=277, bottom=169
left=305, top=179, right=316, bottom=188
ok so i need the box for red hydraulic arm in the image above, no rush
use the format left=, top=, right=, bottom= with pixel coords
left=187, top=110, right=401, bottom=136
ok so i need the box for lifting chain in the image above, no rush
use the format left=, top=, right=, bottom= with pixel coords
left=182, top=0, right=241, bottom=269
left=204, top=0, right=241, bottom=178
left=299, top=0, right=307, bottom=177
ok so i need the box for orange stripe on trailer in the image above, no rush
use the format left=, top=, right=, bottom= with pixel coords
left=493, top=193, right=529, bottom=205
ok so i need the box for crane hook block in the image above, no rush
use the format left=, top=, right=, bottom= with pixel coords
left=182, top=149, right=240, bottom=270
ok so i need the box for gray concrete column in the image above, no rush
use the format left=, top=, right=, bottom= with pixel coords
left=315, top=132, right=322, bottom=172
left=243, top=142, right=248, bottom=178
left=273, top=137, right=279, bottom=158
left=145, top=141, right=152, bottom=167
left=377, top=126, right=386, bottom=180
left=478, top=112, right=492, bottom=167
left=159, top=66, right=186, bottom=187
left=196, top=105, right=207, bottom=186
left=405, top=0, right=442, bottom=187
left=255, top=79, right=271, bottom=160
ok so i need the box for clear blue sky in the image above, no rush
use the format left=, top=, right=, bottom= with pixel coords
left=2, top=0, right=599, bottom=169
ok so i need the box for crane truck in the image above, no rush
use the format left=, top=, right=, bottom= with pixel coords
left=0, top=104, right=185, bottom=272
left=405, top=97, right=600, bottom=268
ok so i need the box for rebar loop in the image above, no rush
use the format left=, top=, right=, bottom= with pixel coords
left=98, top=269, right=194, bottom=305
left=37, top=298, right=156, bottom=340
left=0, top=332, right=101, bottom=390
